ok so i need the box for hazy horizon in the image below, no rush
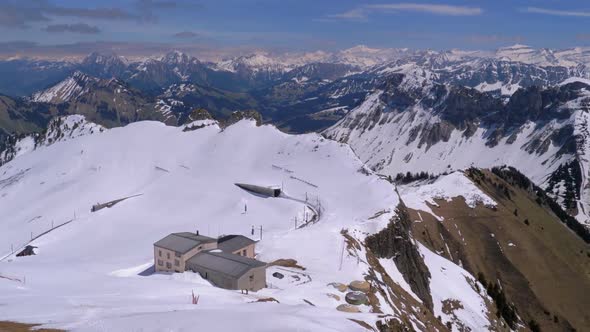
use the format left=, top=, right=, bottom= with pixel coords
left=1, top=0, right=589, bottom=60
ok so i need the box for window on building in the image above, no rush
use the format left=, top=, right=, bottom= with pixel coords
left=158, top=259, right=163, bottom=266
left=175, top=252, right=181, bottom=258
left=167, top=252, right=170, bottom=259
left=249, top=275, right=254, bottom=282
left=174, top=259, right=180, bottom=266
left=242, top=249, right=247, bottom=256
left=158, top=250, right=162, bottom=257
left=166, top=262, right=171, bottom=269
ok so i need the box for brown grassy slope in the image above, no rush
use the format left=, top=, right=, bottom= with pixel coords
left=407, top=169, right=590, bottom=332
left=0, top=321, right=64, bottom=332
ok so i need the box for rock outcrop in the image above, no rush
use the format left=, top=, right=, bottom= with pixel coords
left=366, top=203, right=433, bottom=310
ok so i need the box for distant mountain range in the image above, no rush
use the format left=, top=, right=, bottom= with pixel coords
left=0, top=44, right=588, bottom=133
left=0, top=45, right=589, bottom=225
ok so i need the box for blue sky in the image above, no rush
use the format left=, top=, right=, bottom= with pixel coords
left=1, top=0, right=589, bottom=56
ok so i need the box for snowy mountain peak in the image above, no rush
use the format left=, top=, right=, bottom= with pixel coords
left=82, top=52, right=128, bottom=66
left=214, top=52, right=289, bottom=74
left=162, top=50, right=194, bottom=65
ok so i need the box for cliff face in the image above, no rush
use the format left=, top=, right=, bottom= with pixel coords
left=366, top=203, right=433, bottom=311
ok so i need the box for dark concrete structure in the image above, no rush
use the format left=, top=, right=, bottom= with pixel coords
left=235, top=183, right=281, bottom=197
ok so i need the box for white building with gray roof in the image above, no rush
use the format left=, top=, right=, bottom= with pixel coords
left=153, top=231, right=266, bottom=291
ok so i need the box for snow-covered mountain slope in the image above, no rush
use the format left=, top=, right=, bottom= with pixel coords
left=324, top=75, right=590, bottom=225
left=0, top=115, right=103, bottom=165
left=0, top=118, right=505, bottom=331
left=32, top=71, right=96, bottom=103
left=30, top=72, right=160, bottom=128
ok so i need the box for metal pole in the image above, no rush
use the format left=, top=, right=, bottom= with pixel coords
left=303, top=205, right=306, bottom=223
left=260, top=225, right=263, bottom=241
left=339, top=238, right=344, bottom=271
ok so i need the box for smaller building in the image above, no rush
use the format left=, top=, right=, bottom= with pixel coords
left=218, top=235, right=256, bottom=258
left=187, top=251, right=266, bottom=291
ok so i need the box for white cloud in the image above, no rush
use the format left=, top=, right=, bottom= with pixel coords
left=327, top=8, right=368, bottom=21
left=323, top=2, right=482, bottom=22
left=367, top=3, right=482, bottom=16
left=524, top=7, right=590, bottom=17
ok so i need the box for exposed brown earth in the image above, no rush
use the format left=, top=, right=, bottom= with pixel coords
left=252, top=297, right=280, bottom=303
left=0, top=321, right=64, bottom=332
left=349, top=318, right=377, bottom=331
left=407, top=169, right=590, bottom=332
left=268, top=258, right=306, bottom=270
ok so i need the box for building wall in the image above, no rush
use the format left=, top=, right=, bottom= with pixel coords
left=154, top=241, right=218, bottom=273
left=237, top=265, right=267, bottom=291
left=230, top=243, right=255, bottom=258
left=186, top=262, right=266, bottom=291
left=186, top=264, right=238, bottom=290
left=154, top=246, right=181, bottom=273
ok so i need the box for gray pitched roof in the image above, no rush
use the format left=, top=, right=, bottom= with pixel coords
left=187, top=251, right=266, bottom=278
left=154, top=233, right=216, bottom=254
left=218, top=235, right=256, bottom=253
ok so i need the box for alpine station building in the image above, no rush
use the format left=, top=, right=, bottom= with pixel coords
left=154, top=232, right=266, bottom=292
